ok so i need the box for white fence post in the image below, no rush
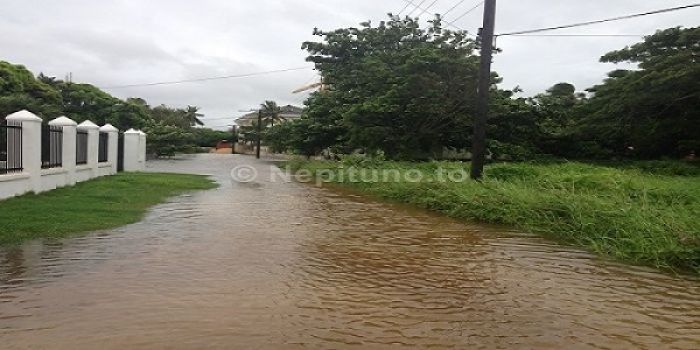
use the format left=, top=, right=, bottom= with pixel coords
left=138, top=130, right=147, bottom=170
left=6, top=110, right=42, bottom=193
left=78, top=120, right=100, bottom=179
left=100, top=124, right=119, bottom=175
left=49, top=116, right=77, bottom=185
left=123, top=129, right=141, bottom=172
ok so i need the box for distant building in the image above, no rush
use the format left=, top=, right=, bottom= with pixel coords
left=234, top=105, right=303, bottom=127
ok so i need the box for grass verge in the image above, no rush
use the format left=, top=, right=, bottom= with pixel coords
left=290, top=159, right=700, bottom=274
left=0, top=173, right=217, bottom=245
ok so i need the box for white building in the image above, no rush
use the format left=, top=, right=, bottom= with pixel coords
left=234, top=105, right=303, bottom=128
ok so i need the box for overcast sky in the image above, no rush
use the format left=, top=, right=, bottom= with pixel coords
left=2, top=0, right=698, bottom=129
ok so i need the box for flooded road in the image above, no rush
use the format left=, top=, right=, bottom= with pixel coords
left=1, top=154, right=698, bottom=349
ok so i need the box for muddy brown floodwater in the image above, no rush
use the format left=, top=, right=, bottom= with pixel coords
left=1, top=154, right=698, bottom=349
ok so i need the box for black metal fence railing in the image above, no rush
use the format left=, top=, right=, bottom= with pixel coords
left=98, top=132, right=108, bottom=163
left=41, top=125, right=63, bottom=169
left=1, top=120, right=23, bottom=175
left=76, top=130, right=88, bottom=165
left=117, top=132, right=124, bottom=172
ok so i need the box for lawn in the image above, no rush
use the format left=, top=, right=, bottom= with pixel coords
left=0, top=173, right=217, bottom=244
left=290, top=159, right=700, bottom=273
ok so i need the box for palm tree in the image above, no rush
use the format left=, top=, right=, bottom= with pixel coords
left=184, top=105, right=204, bottom=126
left=259, top=101, right=284, bottom=127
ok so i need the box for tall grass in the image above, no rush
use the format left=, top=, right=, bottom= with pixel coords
left=291, top=159, right=700, bottom=273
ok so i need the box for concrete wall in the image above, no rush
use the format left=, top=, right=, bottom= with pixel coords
left=97, top=164, right=113, bottom=177
left=39, top=168, right=70, bottom=193
left=0, top=174, right=31, bottom=199
left=0, top=110, right=147, bottom=201
left=74, top=167, right=93, bottom=183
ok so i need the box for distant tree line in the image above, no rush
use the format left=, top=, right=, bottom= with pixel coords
left=263, top=16, right=698, bottom=161
left=0, top=61, right=230, bottom=157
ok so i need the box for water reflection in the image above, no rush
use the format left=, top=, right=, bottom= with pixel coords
left=1, top=154, right=698, bottom=349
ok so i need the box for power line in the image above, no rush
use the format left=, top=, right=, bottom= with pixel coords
left=499, top=34, right=647, bottom=38
left=402, top=0, right=477, bottom=36
left=407, top=0, right=429, bottom=16
left=446, top=1, right=483, bottom=27
left=397, top=0, right=413, bottom=15
left=402, top=0, right=443, bottom=21
left=102, top=66, right=311, bottom=89
left=442, top=0, right=469, bottom=17
left=503, top=32, right=700, bottom=38
left=414, top=0, right=440, bottom=18
left=497, top=3, right=700, bottom=37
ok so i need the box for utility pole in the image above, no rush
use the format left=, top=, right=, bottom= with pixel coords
left=238, top=108, right=263, bottom=159
left=231, top=125, right=237, bottom=154
left=471, top=0, right=497, bottom=180
left=256, top=110, right=262, bottom=159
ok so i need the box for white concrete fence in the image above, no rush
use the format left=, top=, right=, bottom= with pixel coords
left=0, top=110, right=147, bottom=200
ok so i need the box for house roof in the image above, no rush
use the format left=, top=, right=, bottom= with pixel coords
left=234, top=105, right=303, bottom=124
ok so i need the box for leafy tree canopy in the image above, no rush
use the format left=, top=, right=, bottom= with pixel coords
left=301, top=15, right=481, bottom=159
left=576, top=26, right=700, bottom=158
left=0, top=60, right=220, bottom=157
left=0, top=62, right=62, bottom=118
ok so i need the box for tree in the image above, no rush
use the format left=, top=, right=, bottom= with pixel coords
left=301, top=15, right=480, bottom=159
left=105, top=101, right=151, bottom=131
left=286, top=92, right=349, bottom=157
left=488, top=89, right=544, bottom=160
left=0, top=60, right=209, bottom=158
left=56, top=82, right=120, bottom=123
left=527, top=83, right=587, bottom=157
left=238, top=121, right=261, bottom=144
left=150, top=105, right=193, bottom=129
left=263, top=121, right=295, bottom=153
left=574, top=27, right=700, bottom=158
left=260, top=100, right=283, bottom=127
left=0, top=62, right=62, bottom=118
left=184, top=105, right=204, bottom=126
left=141, top=104, right=209, bottom=156
left=192, top=128, right=231, bottom=147
left=142, top=122, right=195, bottom=157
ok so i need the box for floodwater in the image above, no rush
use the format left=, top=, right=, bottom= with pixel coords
left=1, top=154, right=698, bottom=349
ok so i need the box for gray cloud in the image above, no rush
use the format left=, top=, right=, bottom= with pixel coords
left=1, top=0, right=698, bottom=129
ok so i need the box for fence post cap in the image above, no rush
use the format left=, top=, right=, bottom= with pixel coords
left=77, top=120, right=100, bottom=130
left=137, top=130, right=146, bottom=135
left=124, top=128, right=140, bottom=134
left=99, top=124, right=119, bottom=133
left=6, top=110, right=42, bottom=122
left=49, top=116, right=78, bottom=126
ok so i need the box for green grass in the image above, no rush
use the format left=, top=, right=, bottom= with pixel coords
left=0, top=173, right=217, bottom=244
left=291, top=159, right=700, bottom=274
